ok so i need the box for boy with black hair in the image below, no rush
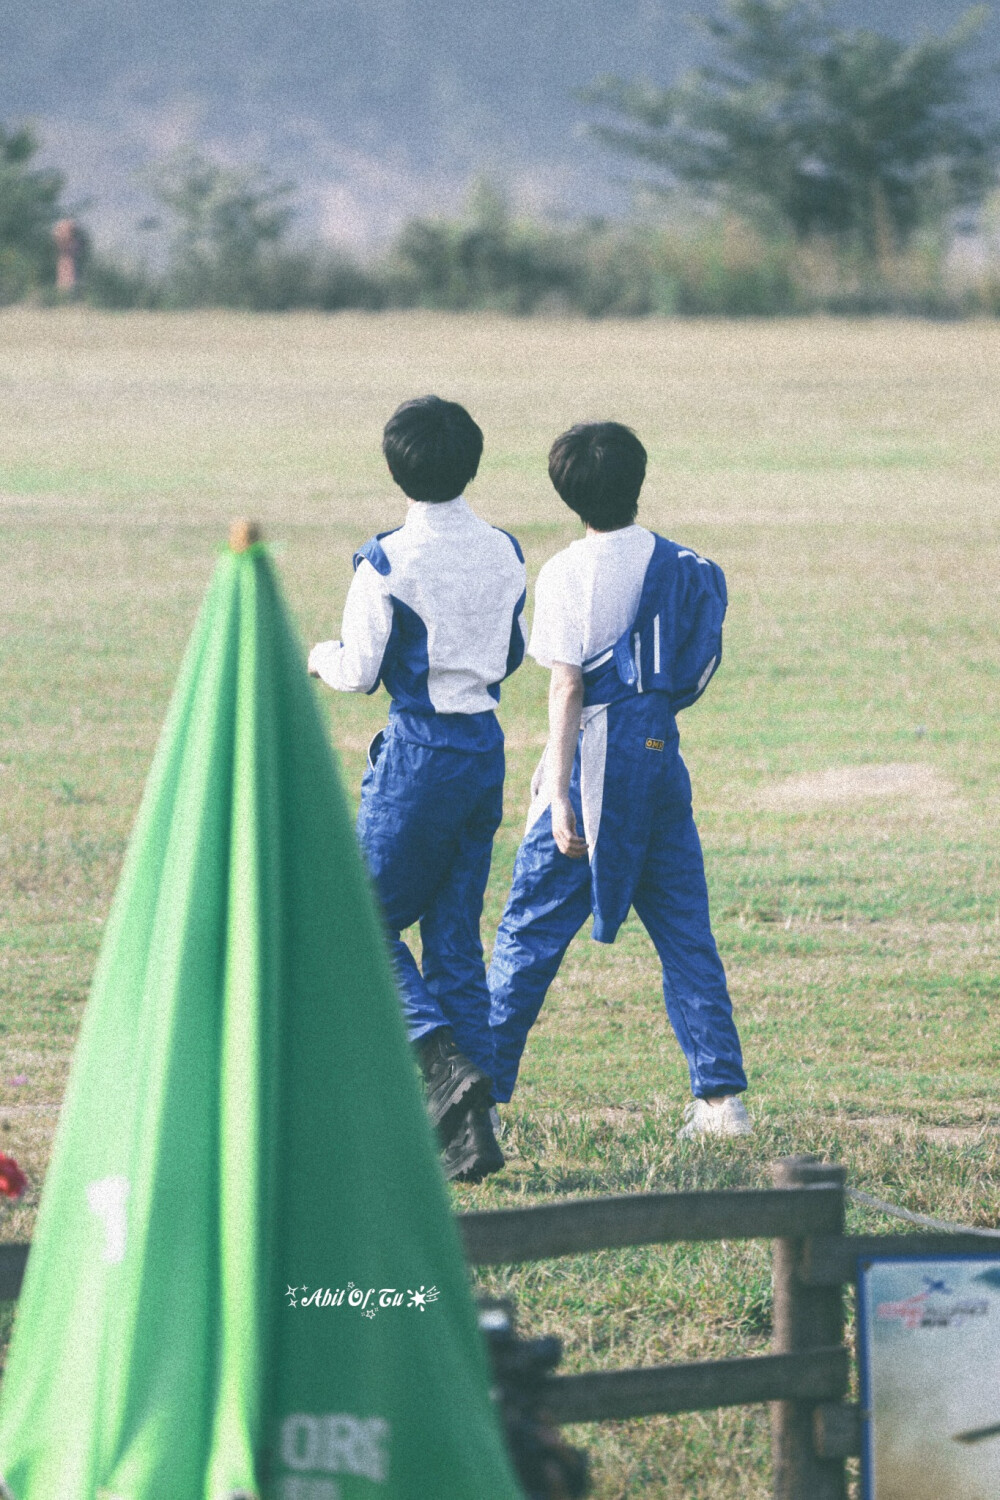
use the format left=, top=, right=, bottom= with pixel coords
left=487, top=421, right=751, bottom=1137
left=310, top=395, right=526, bottom=1180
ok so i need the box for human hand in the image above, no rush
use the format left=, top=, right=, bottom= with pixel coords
left=551, top=795, right=588, bottom=859
left=308, top=641, right=340, bottom=681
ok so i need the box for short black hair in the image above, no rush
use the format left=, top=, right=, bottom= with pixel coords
left=382, top=395, right=483, bottom=502
left=547, top=422, right=647, bottom=531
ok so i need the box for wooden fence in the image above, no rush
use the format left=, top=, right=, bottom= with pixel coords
left=2, top=1153, right=991, bottom=1499
left=458, top=1153, right=994, bottom=1499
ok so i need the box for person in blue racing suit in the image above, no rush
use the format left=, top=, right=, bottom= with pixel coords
left=487, top=421, right=752, bottom=1139
left=309, top=396, right=526, bottom=1180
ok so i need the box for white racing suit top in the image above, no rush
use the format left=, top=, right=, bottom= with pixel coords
left=310, top=495, right=527, bottom=749
left=311, top=496, right=526, bottom=1073
left=526, top=533, right=727, bottom=941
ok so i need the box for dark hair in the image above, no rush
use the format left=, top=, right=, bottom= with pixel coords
left=382, top=395, right=484, bottom=502
left=547, top=422, right=646, bottom=530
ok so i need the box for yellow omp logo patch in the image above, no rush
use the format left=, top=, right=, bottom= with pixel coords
left=645, top=738, right=665, bottom=752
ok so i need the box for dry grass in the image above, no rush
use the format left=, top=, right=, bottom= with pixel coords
left=2, top=309, right=1000, bottom=1495
left=752, top=762, right=960, bottom=812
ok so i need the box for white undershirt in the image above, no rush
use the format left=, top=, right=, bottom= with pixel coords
left=528, top=524, right=656, bottom=668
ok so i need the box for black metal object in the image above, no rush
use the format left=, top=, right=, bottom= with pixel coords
left=478, top=1299, right=589, bottom=1499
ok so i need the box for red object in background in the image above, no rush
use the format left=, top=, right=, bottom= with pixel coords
left=0, top=1153, right=28, bottom=1200
left=52, top=218, right=82, bottom=293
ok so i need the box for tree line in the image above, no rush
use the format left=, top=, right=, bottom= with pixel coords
left=4, top=0, right=1000, bottom=317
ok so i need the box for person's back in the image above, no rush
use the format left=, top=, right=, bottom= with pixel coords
left=310, top=396, right=525, bottom=1183
left=350, top=496, right=525, bottom=726
left=488, top=421, right=751, bottom=1139
left=529, top=523, right=654, bottom=672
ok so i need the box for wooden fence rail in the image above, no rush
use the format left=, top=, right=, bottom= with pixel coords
left=458, top=1182, right=843, bottom=1264
left=1, top=1155, right=977, bottom=1499
left=538, top=1347, right=849, bottom=1426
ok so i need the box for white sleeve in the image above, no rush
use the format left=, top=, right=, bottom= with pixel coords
left=310, top=559, right=393, bottom=693
left=528, top=559, right=583, bottom=668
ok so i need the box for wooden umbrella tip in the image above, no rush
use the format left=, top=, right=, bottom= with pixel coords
left=229, top=519, right=262, bottom=553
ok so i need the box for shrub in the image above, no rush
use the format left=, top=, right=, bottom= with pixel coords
left=83, top=258, right=162, bottom=310
left=0, top=247, right=36, bottom=306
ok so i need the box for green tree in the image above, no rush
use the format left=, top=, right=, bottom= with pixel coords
left=145, top=149, right=295, bottom=306
left=391, top=180, right=574, bottom=313
left=584, top=1, right=999, bottom=260
left=0, top=124, right=64, bottom=301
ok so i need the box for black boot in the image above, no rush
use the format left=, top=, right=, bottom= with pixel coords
left=414, top=1027, right=492, bottom=1138
left=441, top=1103, right=505, bottom=1184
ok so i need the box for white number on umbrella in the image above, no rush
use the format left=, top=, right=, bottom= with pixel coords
left=86, top=1175, right=131, bottom=1264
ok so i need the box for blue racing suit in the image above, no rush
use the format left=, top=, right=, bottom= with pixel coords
left=311, top=497, right=526, bottom=1079
left=488, top=535, right=747, bottom=1102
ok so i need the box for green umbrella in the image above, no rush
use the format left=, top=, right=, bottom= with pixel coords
left=0, top=526, right=522, bottom=1500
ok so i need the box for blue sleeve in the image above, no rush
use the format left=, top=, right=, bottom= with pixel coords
left=669, top=552, right=727, bottom=712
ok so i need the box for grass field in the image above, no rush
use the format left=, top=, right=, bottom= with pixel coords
left=1, top=308, right=999, bottom=1496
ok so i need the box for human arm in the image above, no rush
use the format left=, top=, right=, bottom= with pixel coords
left=528, top=556, right=587, bottom=856
left=308, top=559, right=393, bottom=693
left=545, top=662, right=588, bottom=859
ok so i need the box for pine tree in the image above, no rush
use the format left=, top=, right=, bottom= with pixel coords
left=0, top=125, right=64, bottom=300
left=584, top=1, right=999, bottom=259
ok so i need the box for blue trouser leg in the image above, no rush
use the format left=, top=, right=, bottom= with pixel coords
left=631, top=808, right=747, bottom=1098
left=487, top=806, right=593, bottom=1102
left=382, top=938, right=435, bottom=1035
left=357, top=739, right=451, bottom=1040
left=419, top=790, right=501, bottom=1079
left=357, top=730, right=503, bottom=1069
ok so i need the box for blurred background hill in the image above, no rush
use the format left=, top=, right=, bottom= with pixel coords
left=3, top=0, right=998, bottom=246
left=2, top=0, right=1000, bottom=313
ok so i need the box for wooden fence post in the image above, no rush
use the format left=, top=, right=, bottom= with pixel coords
left=771, top=1155, right=848, bottom=1500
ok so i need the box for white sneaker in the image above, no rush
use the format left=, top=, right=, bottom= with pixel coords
left=678, top=1095, right=753, bottom=1139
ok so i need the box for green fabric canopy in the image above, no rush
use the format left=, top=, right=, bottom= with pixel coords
left=0, top=539, right=522, bottom=1500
